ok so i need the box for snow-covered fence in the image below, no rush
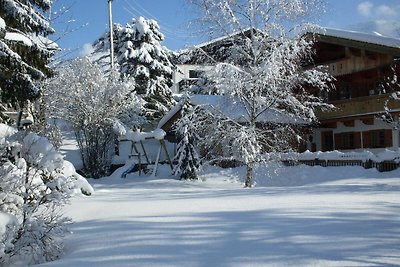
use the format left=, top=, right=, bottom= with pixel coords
left=281, top=150, right=400, bottom=172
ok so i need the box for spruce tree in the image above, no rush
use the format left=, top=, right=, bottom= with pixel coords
left=92, top=16, right=176, bottom=126
left=173, top=99, right=201, bottom=180
left=0, top=0, right=56, bottom=112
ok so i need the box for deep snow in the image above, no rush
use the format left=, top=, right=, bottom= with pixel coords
left=36, top=163, right=400, bottom=267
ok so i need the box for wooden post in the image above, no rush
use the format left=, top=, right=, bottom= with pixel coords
left=140, top=140, right=150, bottom=163
left=160, top=140, right=174, bottom=170
left=152, top=146, right=162, bottom=177
left=132, top=142, right=139, bottom=154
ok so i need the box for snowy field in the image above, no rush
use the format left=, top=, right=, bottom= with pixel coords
left=38, top=164, right=400, bottom=267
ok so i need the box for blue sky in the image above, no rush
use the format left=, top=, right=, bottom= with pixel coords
left=51, top=0, right=400, bottom=58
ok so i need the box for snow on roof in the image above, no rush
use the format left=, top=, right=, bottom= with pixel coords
left=121, top=128, right=166, bottom=142
left=179, top=28, right=257, bottom=54
left=190, top=94, right=309, bottom=124
left=5, top=32, right=32, bottom=46
left=311, top=27, right=400, bottom=50
left=157, top=100, right=184, bottom=129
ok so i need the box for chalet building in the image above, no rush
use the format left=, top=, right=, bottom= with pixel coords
left=172, top=29, right=257, bottom=93
left=308, top=28, right=400, bottom=153
left=171, top=28, right=400, bottom=153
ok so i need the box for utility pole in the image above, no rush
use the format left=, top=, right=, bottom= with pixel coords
left=108, top=0, right=115, bottom=71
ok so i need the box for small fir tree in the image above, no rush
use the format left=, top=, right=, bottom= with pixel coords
left=173, top=100, right=201, bottom=180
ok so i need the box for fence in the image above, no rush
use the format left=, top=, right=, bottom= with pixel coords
left=282, top=159, right=399, bottom=172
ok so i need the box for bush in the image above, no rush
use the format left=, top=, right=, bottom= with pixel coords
left=0, top=124, right=93, bottom=265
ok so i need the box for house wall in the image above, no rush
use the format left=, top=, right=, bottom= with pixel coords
left=312, top=36, right=400, bottom=153
left=313, top=117, right=399, bottom=153
left=171, top=64, right=214, bottom=93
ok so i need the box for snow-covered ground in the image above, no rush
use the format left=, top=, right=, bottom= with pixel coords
left=37, top=164, right=400, bottom=267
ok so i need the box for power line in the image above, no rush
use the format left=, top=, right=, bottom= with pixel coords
left=121, top=0, right=198, bottom=39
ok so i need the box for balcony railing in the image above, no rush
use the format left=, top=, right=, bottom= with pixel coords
left=316, top=94, right=400, bottom=120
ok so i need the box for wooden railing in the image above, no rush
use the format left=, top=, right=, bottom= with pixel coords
left=282, top=159, right=399, bottom=172
left=316, top=94, right=400, bottom=120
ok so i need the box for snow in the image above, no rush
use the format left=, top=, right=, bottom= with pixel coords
left=30, top=35, right=59, bottom=51
left=5, top=32, right=33, bottom=46
left=35, top=163, right=400, bottom=267
left=123, top=129, right=166, bottom=142
left=282, top=149, right=400, bottom=163
left=135, top=17, right=150, bottom=39
left=0, top=212, right=16, bottom=238
left=0, top=211, right=16, bottom=257
left=0, top=123, right=17, bottom=140
left=152, top=128, right=166, bottom=140
left=112, top=120, right=127, bottom=136
left=62, top=161, right=94, bottom=196
left=311, top=27, right=400, bottom=49
left=157, top=100, right=184, bottom=129
left=0, top=16, right=5, bottom=30
left=190, top=94, right=308, bottom=124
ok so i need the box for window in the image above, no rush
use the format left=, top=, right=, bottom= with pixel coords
left=188, top=70, right=204, bottom=79
left=339, top=86, right=351, bottom=100
left=370, top=130, right=385, bottom=148
left=341, top=132, right=354, bottom=149
left=321, top=131, right=333, bottom=151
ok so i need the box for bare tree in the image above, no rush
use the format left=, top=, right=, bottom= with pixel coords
left=381, top=59, right=400, bottom=128
left=44, top=58, right=143, bottom=178
left=187, top=0, right=333, bottom=187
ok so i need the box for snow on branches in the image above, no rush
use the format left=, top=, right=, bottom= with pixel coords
left=0, top=123, right=93, bottom=265
left=92, top=16, right=176, bottom=125
left=44, top=58, right=143, bottom=178
left=188, top=0, right=334, bottom=187
left=381, top=59, right=400, bottom=128
left=0, top=0, right=57, bottom=109
left=172, top=99, right=201, bottom=180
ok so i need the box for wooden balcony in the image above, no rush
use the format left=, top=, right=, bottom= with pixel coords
left=316, top=94, right=400, bottom=120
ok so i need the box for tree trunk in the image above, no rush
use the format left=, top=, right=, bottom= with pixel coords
left=244, top=163, right=253, bottom=188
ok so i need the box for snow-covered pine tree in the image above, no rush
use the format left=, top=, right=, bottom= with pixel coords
left=0, top=0, right=57, bottom=114
left=172, top=99, right=201, bottom=180
left=92, top=16, right=176, bottom=126
left=188, top=0, right=334, bottom=187
left=116, top=16, right=176, bottom=124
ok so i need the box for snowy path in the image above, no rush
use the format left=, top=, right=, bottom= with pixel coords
left=39, top=165, right=400, bottom=267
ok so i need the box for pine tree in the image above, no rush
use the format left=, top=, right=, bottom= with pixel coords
left=0, top=0, right=56, bottom=112
left=173, top=99, right=201, bottom=180
left=92, top=16, right=176, bottom=126
left=117, top=17, right=176, bottom=125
